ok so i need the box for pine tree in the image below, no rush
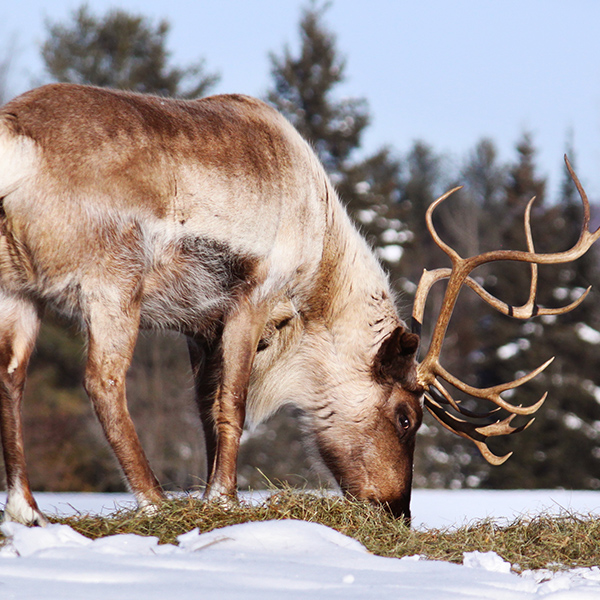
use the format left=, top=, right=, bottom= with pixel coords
left=42, top=5, right=218, bottom=97
left=267, top=3, right=367, bottom=177
left=411, top=133, right=600, bottom=491
left=397, top=140, right=444, bottom=286
left=411, top=139, right=510, bottom=489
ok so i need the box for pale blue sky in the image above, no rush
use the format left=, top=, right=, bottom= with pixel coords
left=3, top=0, right=600, bottom=200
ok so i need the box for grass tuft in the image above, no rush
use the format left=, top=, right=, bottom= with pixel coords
left=3, top=489, right=600, bottom=572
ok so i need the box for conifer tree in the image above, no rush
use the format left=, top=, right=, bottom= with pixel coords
left=411, top=139, right=509, bottom=490
left=397, top=141, right=444, bottom=288
left=42, top=5, right=218, bottom=97
left=412, top=134, right=600, bottom=491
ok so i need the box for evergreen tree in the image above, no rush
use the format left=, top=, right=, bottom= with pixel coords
left=397, top=140, right=444, bottom=287
left=42, top=5, right=218, bottom=97
left=411, top=133, right=600, bottom=491
left=267, top=3, right=367, bottom=177
left=505, top=133, right=546, bottom=207
left=411, top=139, right=510, bottom=489
left=14, top=3, right=597, bottom=495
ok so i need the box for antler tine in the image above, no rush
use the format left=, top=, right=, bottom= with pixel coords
left=425, top=395, right=535, bottom=465
left=523, top=196, right=538, bottom=310
left=420, top=361, right=549, bottom=464
left=412, top=191, right=539, bottom=336
left=428, top=383, right=502, bottom=419
left=411, top=186, right=464, bottom=334
left=424, top=186, right=464, bottom=263
left=412, top=267, right=590, bottom=329
left=428, top=357, right=552, bottom=416
left=414, top=158, right=599, bottom=464
left=565, top=155, right=591, bottom=226
left=458, top=158, right=599, bottom=273
left=463, top=276, right=591, bottom=319
left=414, top=190, right=589, bottom=332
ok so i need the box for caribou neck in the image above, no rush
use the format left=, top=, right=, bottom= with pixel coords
left=314, top=195, right=401, bottom=357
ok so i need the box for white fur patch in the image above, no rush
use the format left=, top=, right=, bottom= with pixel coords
left=0, top=294, right=39, bottom=374
left=6, top=355, right=19, bottom=375
left=0, top=126, right=38, bottom=197
left=204, top=483, right=237, bottom=508
left=3, top=483, right=47, bottom=526
left=135, top=497, right=159, bottom=515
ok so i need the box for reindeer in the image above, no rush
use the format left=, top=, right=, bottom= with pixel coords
left=0, top=84, right=597, bottom=526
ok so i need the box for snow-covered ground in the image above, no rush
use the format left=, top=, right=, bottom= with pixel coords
left=2, top=489, right=600, bottom=599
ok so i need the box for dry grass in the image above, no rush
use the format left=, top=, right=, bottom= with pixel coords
left=4, top=490, right=600, bottom=572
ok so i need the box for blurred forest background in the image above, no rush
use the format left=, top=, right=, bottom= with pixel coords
left=1, top=3, right=600, bottom=493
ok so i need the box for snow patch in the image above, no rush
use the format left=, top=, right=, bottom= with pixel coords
left=463, top=551, right=512, bottom=574
left=177, top=520, right=368, bottom=555
left=376, top=244, right=403, bottom=263
left=497, top=338, right=530, bottom=360
left=564, top=413, right=584, bottom=430
left=582, top=380, right=600, bottom=404
left=576, top=323, right=600, bottom=344
left=1, top=522, right=90, bottom=557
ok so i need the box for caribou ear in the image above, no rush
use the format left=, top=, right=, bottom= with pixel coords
left=373, top=326, right=420, bottom=384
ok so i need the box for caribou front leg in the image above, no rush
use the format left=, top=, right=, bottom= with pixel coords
left=204, top=298, right=268, bottom=501
left=83, top=298, right=164, bottom=510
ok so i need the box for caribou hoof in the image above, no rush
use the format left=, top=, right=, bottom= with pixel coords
left=3, top=498, right=48, bottom=527
left=203, top=484, right=239, bottom=509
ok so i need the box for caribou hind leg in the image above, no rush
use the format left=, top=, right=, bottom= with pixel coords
left=83, top=296, right=165, bottom=509
left=0, top=293, right=45, bottom=525
left=187, top=334, right=221, bottom=489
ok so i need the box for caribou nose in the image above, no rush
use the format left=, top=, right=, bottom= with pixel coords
left=382, top=496, right=412, bottom=526
left=361, top=493, right=412, bottom=526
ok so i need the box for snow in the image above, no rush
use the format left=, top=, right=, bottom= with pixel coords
left=2, top=490, right=600, bottom=599
left=582, top=379, right=600, bottom=404
left=376, top=244, right=403, bottom=263
left=497, top=338, right=530, bottom=360
left=575, top=323, right=600, bottom=345
left=497, top=341, right=520, bottom=360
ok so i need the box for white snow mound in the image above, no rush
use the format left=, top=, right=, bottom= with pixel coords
left=177, top=519, right=368, bottom=554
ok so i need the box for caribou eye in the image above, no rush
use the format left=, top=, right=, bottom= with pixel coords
left=397, top=413, right=411, bottom=432
left=275, top=316, right=292, bottom=330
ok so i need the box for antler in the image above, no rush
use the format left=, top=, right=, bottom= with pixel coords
left=412, top=156, right=600, bottom=465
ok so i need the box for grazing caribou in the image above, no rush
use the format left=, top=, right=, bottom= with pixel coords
left=0, top=84, right=598, bottom=526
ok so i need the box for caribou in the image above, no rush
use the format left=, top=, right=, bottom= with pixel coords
left=0, top=83, right=598, bottom=526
